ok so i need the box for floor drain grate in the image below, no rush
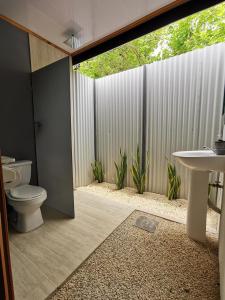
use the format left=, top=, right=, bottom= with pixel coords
left=134, top=216, right=159, bottom=233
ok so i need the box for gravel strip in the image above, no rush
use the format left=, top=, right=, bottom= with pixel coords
left=50, top=210, right=219, bottom=300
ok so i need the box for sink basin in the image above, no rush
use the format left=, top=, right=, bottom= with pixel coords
left=173, top=149, right=225, bottom=242
left=173, top=150, right=225, bottom=172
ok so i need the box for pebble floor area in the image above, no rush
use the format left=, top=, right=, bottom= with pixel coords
left=50, top=210, right=219, bottom=300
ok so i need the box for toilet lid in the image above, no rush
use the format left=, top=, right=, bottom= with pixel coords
left=10, top=184, right=45, bottom=199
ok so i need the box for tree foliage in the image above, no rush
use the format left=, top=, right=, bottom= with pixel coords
left=78, top=3, right=225, bottom=79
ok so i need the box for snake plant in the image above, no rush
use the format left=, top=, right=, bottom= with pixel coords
left=91, top=160, right=104, bottom=183
left=167, top=161, right=181, bottom=200
left=131, top=146, right=149, bottom=194
left=114, top=149, right=127, bottom=190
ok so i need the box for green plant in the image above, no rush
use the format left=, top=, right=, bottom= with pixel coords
left=91, top=160, right=104, bottom=183
left=114, top=149, right=127, bottom=190
left=167, top=162, right=181, bottom=200
left=131, top=146, right=149, bottom=194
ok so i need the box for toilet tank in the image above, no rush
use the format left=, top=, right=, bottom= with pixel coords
left=7, top=161, right=32, bottom=185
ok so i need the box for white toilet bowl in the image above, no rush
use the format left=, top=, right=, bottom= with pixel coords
left=7, top=184, right=47, bottom=232
left=3, top=160, right=47, bottom=233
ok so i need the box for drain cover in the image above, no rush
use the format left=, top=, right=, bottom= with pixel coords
left=134, top=216, right=159, bottom=233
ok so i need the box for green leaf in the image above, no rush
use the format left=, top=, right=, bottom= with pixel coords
left=167, top=162, right=181, bottom=200
left=131, top=145, right=149, bottom=194
left=92, top=160, right=104, bottom=183
left=114, top=149, right=127, bottom=190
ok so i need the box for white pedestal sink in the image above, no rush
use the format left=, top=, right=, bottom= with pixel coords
left=173, top=150, right=225, bottom=242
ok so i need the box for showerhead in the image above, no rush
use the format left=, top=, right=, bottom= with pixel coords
left=63, top=33, right=80, bottom=49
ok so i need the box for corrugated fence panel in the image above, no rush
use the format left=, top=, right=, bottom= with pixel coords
left=72, top=43, right=225, bottom=196
left=146, top=43, right=225, bottom=198
left=198, top=43, right=225, bottom=148
left=198, top=44, right=225, bottom=195
left=72, top=71, right=95, bottom=187
left=95, top=67, right=143, bottom=186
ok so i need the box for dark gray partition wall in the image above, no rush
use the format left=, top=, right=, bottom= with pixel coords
left=32, top=58, right=75, bottom=218
left=0, top=19, right=37, bottom=183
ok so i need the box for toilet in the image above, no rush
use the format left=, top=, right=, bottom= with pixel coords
left=3, top=160, right=47, bottom=233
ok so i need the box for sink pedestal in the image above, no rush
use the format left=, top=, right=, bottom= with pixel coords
left=173, top=150, right=225, bottom=242
left=187, top=170, right=209, bottom=242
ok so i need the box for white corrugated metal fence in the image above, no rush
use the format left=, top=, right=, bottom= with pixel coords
left=95, top=67, right=144, bottom=186
left=71, top=72, right=95, bottom=188
left=146, top=43, right=225, bottom=197
left=73, top=43, right=225, bottom=198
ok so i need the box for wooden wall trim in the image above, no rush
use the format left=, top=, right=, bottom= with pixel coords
left=71, top=0, right=189, bottom=57
left=0, top=15, right=70, bottom=56
left=0, top=154, right=14, bottom=300
left=0, top=214, right=9, bottom=299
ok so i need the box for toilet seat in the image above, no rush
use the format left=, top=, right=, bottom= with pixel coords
left=7, top=185, right=47, bottom=207
left=10, top=184, right=45, bottom=200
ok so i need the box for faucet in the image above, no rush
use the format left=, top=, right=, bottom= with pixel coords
left=203, top=146, right=214, bottom=151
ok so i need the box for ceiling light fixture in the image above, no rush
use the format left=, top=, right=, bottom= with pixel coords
left=63, top=34, right=80, bottom=49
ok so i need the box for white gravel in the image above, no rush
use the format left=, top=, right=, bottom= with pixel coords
left=50, top=211, right=219, bottom=300
left=77, top=182, right=219, bottom=234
